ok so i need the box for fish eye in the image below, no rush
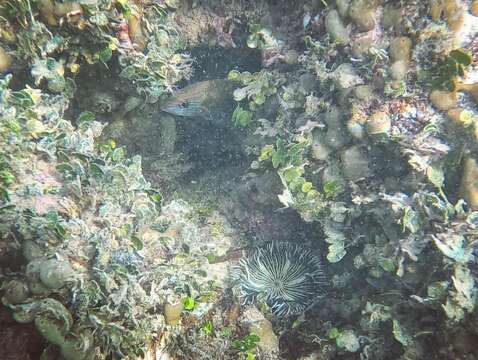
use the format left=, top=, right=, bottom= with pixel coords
left=179, top=101, right=188, bottom=108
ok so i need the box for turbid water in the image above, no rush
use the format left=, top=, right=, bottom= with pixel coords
left=1, top=1, right=478, bottom=359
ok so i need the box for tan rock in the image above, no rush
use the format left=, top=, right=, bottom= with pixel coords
left=0, top=47, right=12, bottom=73
left=38, top=0, right=58, bottom=26
left=332, top=63, right=364, bottom=91
left=54, top=1, right=82, bottom=17
left=429, top=89, right=457, bottom=111
left=349, top=0, right=376, bottom=32
left=444, top=0, right=465, bottom=32
left=472, top=0, right=478, bottom=16
left=455, top=81, right=478, bottom=104
left=382, top=6, right=402, bottom=29
left=390, top=60, right=409, bottom=81
left=129, top=10, right=147, bottom=50
left=430, top=0, right=443, bottom=21
left=241, top=307, right=279, bottom=354
left=430, top=0, right=465, bottom=32
left=250, top=319, right=279, bottom=353
left=460, top=158, right=478, bottom=210
left=325, top=10, right=350, bottom=44
left=347, top=117, right=366, bottom=140
left=352, top=34, right=374, bottom=56
left=446, top=107, right=474, bottom=127
left=0, top=25, right=17, bottom=44
left=164, top=301, right=183, bottom=325
left=366, top=111, right=391, bottom=135
left=389, top=37, right=412, bottom=63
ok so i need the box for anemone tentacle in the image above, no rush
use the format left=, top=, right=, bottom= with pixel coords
left=234, top=242, right=326, bottom=317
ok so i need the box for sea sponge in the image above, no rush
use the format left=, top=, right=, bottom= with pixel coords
left=366, top=111, right=391, bottom=135
left=332, top=63, right=364, bottom=92
left=460, top=157, right=478, bottom=210
left=472, top=0, right=478, bottom=16
left=354, top=85, right=375, bottom=101
left=352, top=33, right=374, bottom=56
left=164, top=301, right=184, bottom=325
left=0, top=25, right=17, bottom=44
left=38, top=0, right=57, bottom=26
left=60, top=330, right=94, bottom=360
left=447, top=108, right=478, bottom=140
left=325, top=9, right=350, bottom=44
left=390, top=60, right=409, bottom=81
left=347, top=117, right=366, bottom=139
left=2, top=280, right=30, bottom=305
left=389, top=37, right=412, bottom=81
left=0, top=47, right=12, bottom=73
left=446, top=107, right=475, bottom=127
left=324, top=106, right=351, bottom=149
left=32, top=299, right=73, bottom=347
left=430, top=0, right=465, bottom=33
left=389, top=37, right=412, bottom=63
left=128, top=10, right=147, bottom=50
left=429, top=89, right=458, bottom=110
left=348, top=0, right=377, bottom=32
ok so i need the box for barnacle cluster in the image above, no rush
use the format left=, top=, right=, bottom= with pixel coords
left=233, top=242, right=326, bottom=317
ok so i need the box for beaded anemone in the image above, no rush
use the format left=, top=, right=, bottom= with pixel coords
left=234, top=242, right=326, bottom=317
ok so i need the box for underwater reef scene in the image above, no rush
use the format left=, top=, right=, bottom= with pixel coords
left=2, top=0, right=478, bottom=359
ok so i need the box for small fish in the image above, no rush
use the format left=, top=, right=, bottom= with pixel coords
left=160, top=79, right=236, bottom=119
